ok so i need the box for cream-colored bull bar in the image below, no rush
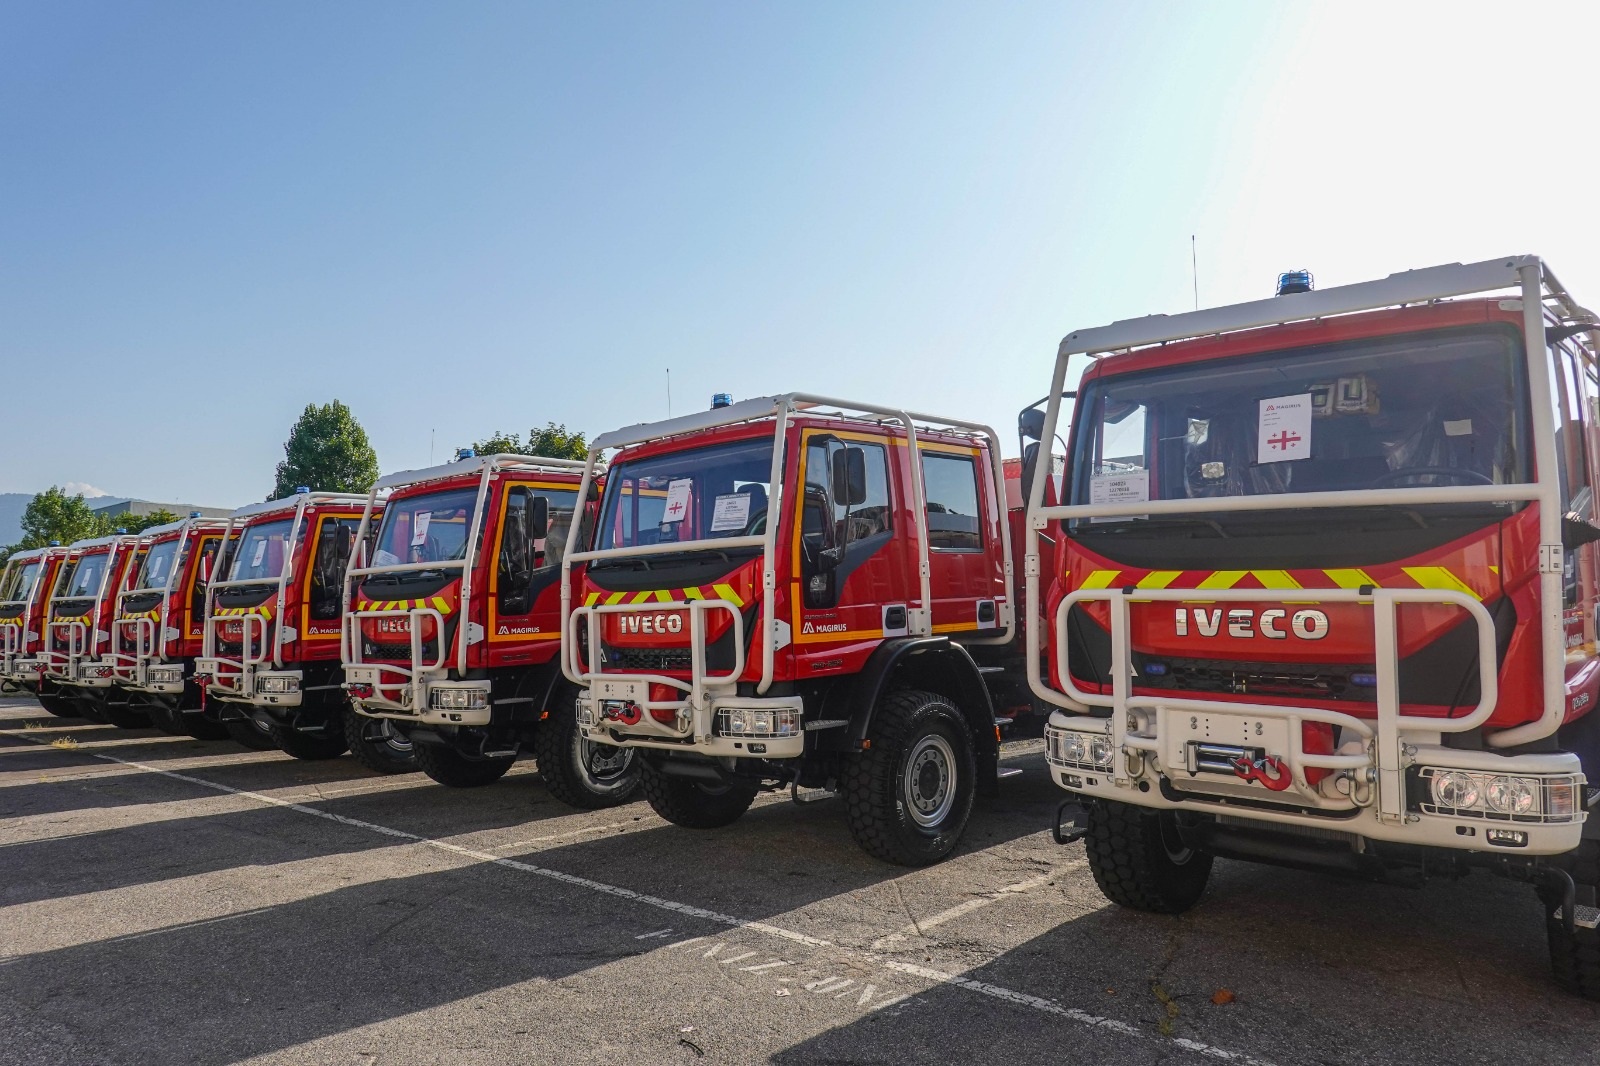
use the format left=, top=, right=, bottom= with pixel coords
left=40, top=619, right=91, bottom=682
left=343, top=603, right=449, bottom=712
left=1056, top=585, right=1499, bottom=822
left=564, top=596, right=746, bottom=738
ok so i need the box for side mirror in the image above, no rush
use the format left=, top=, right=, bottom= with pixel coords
left=528, top=496, right=550, bottom=541
left=1021, top=441, right=1041, bottom=502
left=830, top=447, right=868, bottom=507
left=1018, top=407, right=1046, bottom=442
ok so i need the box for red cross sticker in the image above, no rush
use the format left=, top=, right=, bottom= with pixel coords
left=1267, top=431, right=1302, bottom=451
left=665, top=499, right=687, bottom=519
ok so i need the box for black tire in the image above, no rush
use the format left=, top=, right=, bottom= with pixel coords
left=1084, top=799, right=1213, bottom=914
left=413, top=741, right=515, bottom=788
left=100, top=691, right=151, bottom=730
left=224, top=716, right=281, bottom=751
left=533, top=694, right=640, bottom=809
left=180, top=710, right=232, bottom=741
left=843, top=689, right=976, bottom=867
left=343, top=711, right=419, bottom=775
left=144, top=697, right=189, bottom=735
left=1547, top=847, right=1600, bottom=1000
left=37, top=692, right=81, bottom=718
left=641, top=761, right=758, bottom=829
left=271, top=712, right=351, bottom=761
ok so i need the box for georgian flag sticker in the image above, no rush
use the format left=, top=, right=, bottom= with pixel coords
left=1257, top=393, right=1312, bottom=465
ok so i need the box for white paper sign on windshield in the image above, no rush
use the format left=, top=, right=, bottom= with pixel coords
left=662, top=479, right=693, bottom=524
left=1089, top=469, right=1149, bottom=521
left=1258, top=393, right=1312, bottom=464
left=411, top=512, right=432, bottom=546
left=710, top=493, right=752, bottom=532
left=251, top=541, right=267, bottom=566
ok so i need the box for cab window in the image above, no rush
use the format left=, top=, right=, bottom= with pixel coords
left=309, top=518, right=358, bottom=620
left=921, top=453, right=983, bottom=552
left=497, top=487, right=579, bottom=615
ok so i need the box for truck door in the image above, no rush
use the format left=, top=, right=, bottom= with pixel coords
left=919, top=446, right=1006, bottom=637
left=306, top=515, right=360, bottom=640
left=793, top=430, right=903, bottom=645
left=489, top=482, right=578, bottom=661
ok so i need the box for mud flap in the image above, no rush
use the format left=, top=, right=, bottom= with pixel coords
left=976, top=749, right=1000, bottom=798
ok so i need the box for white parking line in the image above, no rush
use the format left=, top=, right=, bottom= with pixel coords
left=871, top=869, right=1076, bottom=950
left=0, top=724, right=1277, bottom=1066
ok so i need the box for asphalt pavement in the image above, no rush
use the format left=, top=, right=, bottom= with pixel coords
left=2, top=694, right=1598, bottom=1066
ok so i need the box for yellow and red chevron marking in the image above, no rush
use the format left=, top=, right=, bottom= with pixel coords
left=583, top=581, right=748, bottom=609
left=356, top=596, right=453, bottom=614
left=1068, top=563, right=1494, bottom=600
left=120, top=609, right=161, bottom=621
left=213, top=605, right=274, bottom=619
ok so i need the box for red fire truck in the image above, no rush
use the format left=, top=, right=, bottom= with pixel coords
left=109, top=513, right=234, bottom=738
left=341, top=452, right=640, bottom=806
left=560, top=394, right=1022, bottom=866
left=196, top=490, right=411, bottom=768
left=0, top=544, right=73, bottom=715
left=1028, top=256, right=1600, bottom=996
left=41, top=533, right=148, bottom=726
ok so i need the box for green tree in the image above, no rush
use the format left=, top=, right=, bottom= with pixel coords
left=467, top=421, right=587, bottom=461
left=116, top=509, right=181, bottom=534
left=16, top=486, right=113, bottom=549
left=271, top=400, right=380, bottom=500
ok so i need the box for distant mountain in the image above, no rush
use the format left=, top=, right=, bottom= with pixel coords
left=0, top=493, right=29, bottom=547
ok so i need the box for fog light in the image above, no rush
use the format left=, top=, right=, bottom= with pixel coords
left=1486, top=828, right=1529, bottom=847
left=150, top=665, right=182, bottom=684
left=429, top=687, right=488, bottom=711
left=257, top=676, right=299, bottom=694
left=1486, top=776, right=1536, bottom=816
left=1089, top=735, right=1115, bottom=769
left=716, top=707, right=800, bottom=738
left=1431, top=771, right=1480, bottom=811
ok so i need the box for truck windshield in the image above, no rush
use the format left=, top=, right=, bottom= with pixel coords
left=597, top=437, right=775, bottom=550
left=1, top=561, right=41, bottom=602
left=229, top=519, right=294, bottom=581
left=372, top=488, right=478, bottom=567
left=137, top=540, right=181, bottom=590
left=1070, top=326, right=1526, bottom=522
left=63, top=554, right=108, bottom=598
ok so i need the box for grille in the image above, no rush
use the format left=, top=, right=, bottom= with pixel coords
left=363, top=640, right=439, bottom=662
left=1138, top=656, right=1374, bottom=702
left=606, top=646, right=693, bottom=672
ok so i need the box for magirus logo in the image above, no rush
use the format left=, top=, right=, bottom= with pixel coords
left=1174, top=607, right=1329, bottom=640
left=802, top=621, right=848, bottom=634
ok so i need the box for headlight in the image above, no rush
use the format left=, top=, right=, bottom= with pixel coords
left=429, top=687, right=488, bottom=711
left=1046, top=727, right=1115, bottom=770
left=1089, top=736, right=1115, bottom=769
left=716, top=707, right=800, bottom=738
left=1431, top=771, right=1479, bottom=810
left=150, top=665, right=182, bottom=683
left=1485, top=776, right=1536, bottom=816
left=257, top=676, right=300, bottom=694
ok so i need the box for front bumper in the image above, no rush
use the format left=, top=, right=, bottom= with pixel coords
left=345, top=665, right=492, bottom=727
left=196, top=658, right=304, bottom=708
left=576, top=689, right=807, bottom=759
left=1045, top=711, right=1587, bottom=856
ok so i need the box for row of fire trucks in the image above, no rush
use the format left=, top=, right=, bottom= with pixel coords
left=2, top=255, right=1596, bottom=997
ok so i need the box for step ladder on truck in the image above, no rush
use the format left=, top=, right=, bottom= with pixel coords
left=1026, top=256, right=1600, bottom=997
left=39, top=532, right=148, bottom=727
left=340, top=451, right=642, bottom=807
left=195, top=489, right=414, bottom=767
left=560, top=393, right=1028, bottom=866
left=107, top=513, right=235, bottom=738
left=0, top=544, right=74, bottom=715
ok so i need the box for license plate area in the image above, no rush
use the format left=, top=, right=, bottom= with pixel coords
left=592, top=677, right=650, bottom=704
left=1164, top=710, right=1291, bottom=777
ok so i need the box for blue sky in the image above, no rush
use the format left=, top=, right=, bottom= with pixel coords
left=4, top=1, right=1598, bottom=507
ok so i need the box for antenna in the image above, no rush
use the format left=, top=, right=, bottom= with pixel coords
left=667, top=368, right=672, bottom=417
left=429, top=428, right=436, bottom=466
left=1190, top=235, right=1199, bottom=311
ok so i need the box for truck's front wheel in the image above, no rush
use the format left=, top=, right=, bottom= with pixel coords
left=1546, top=847, right=1600, bottom=1000
left=343, top=711, right=419, bottom=774
left=533, top=695, right=640, bottom=809
left=642, top=763, right=757, bottom=828
left=100, top=690, right=151, bottom=730
left=1084, top=799, right=1212, bottom=914
left=36, top=687, right=79, bottom=718
left=844, top=689, right=976, bottom=867
left=224, top=716, right=281, bottom=751
left=414, top=741, right=515, bottom=788
left=271, top=708, right=351, bottom=760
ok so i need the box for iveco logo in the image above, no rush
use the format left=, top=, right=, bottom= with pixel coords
left=618, top=613, right=684, bottom=635
left=1174, top=607, right=1328, bottom=641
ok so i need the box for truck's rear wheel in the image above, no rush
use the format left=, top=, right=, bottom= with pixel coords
left=844, top=689, right=975, bottom=867
left=414, top=741, right=515, bottom=788
left=224, top=716, right=281, bottom=751
left=1546, top=849, right=1600, bottom=1000
left=1084, top=799, right=1212, bottom=913
left=271, top=712, right=351, bottom=761
left=343, top=711, right=419, bottom=775
left=641, top=762, right=757, bottom=828
left=533, top=695, right=640, bottom=809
